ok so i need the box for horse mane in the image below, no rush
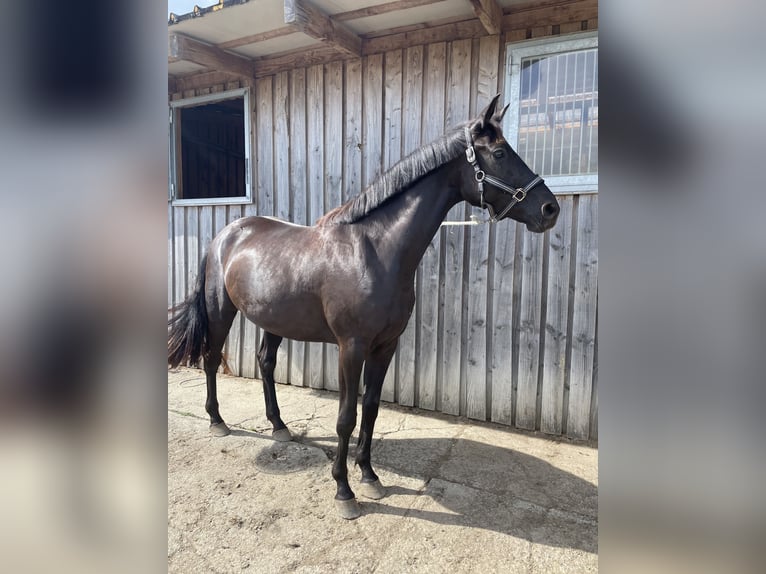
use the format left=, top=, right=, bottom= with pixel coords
left=316, top=123, right=468, bottom=226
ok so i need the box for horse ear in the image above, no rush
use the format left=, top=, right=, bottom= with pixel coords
left=472, top=94, right=500, bottom=134
left=493, top=102, right=511, bottom=123
left=480, top=94, right=501, bottom=127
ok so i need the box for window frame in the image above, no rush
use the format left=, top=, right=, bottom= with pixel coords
left=504, top=32, right=598, bottom=195
left=168, top=87, right=253, bottom=206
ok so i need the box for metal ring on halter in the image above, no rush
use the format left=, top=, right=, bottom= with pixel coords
left=512, top=188, right=526, bottom=202
left=475, top=170, right=485, bottom=182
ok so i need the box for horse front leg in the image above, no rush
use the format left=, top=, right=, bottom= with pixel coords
left=332, top=338, right=367, bottom=519
left=356, top=339, right=397, bottom=500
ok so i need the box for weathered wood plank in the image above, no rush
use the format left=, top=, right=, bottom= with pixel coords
left=363, top=54, right=384, bottom=188
left=218, top=26, right=295, bottom=51
left=589, top=310, right=598, bottom=441
left=467, top=0, right=505, bottom=35
left=440, top=39, right=471, bottom=416
left=186, top=208, right=200, bottom=299
left=567, top=194, right=597, bottom=439
left=173, top=208, right=186, bottom=310
left=289, top=67, right=308, bottom=387
left=362, top=53, right=385, bottom=398
left=173, top=71, right=243, bottom=93
left=254, top=45, right=345, bottom=79
left=516, top=230, right=545, bottom=429
left=503, top=0, right=597, bottom=32
left=490, top=222, right=517, bottom=425
left=199, top=206, right=214, bottom=271
left=382, top=51, right=403, bottom=169
left=540, top=197, right=573, bottom=434
left=225, top=205, right=243, bottom=376
left=364, top=19, right=486, bottom=56
left=396, top=45, right=424, bottom=408
left=334, top=0, right=444, bottom=22
left=344, top=59, right=363, bottom=205
left=306, top=64, right=325, bottom=389
left=169, top=33, right=254, bottom=78
left=236, top=78, right=272, bottom=381
left=380, top=49, right=403, bottom=403
left=212, top=207, right=230, bottom=373
left=416, top=42, right=446, bottom=411
left=273, top=71, right=291, bottom=385
left=466, top=36, right=499, bottom=420
left=284, top=0, right=361, bottom=57
left=324, top=61, right=344, bottom=393
left=256, top=77, right=275, bottom=218
left=324, top=61, right=345, bottom=216
left=559, top=21, right=583, bottom=35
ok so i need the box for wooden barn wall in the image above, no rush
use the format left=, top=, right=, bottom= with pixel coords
left=169, top=30, right=598, bottom=441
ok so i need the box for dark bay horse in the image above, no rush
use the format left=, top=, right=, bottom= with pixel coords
left=168, top=95, right=559, bottom=519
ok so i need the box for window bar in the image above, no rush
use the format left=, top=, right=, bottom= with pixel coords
left=558, top=52, right=570, bottom=175
left=535, top=58, right=550, bottom=173
left=567, top=52, right=579, bottom=174
left=575, top=50, right=588, bottom=174
left=550, top=53, right=561, bottom=175
left=531, top=58, right=540, bottom=173
left=587, top=49, right=597, bottom=173
left=520, top=59, right=532, bottom=162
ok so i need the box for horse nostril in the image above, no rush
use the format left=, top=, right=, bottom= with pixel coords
left=542, top=202, right=559, bottom=219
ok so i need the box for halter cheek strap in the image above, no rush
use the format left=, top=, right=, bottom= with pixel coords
left=464, top=126, right=544, bottom=223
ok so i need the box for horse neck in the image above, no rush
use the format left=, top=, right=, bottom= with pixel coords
left=364, top=162, right=463, bottom=278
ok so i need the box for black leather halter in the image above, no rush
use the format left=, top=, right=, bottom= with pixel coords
left=464, top=126, right=544, bottom=223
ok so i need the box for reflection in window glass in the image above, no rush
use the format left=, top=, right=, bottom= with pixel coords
left=518, top=48, right=598, bottom=177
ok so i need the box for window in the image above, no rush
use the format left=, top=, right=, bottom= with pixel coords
left=169, top=88, right=252, bottom=205
left=505, top=33, right=598, bottom=194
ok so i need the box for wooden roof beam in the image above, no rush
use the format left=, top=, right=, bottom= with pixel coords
left=283, top=0, right=362, bottom=57
left=169, top=33, right=254, bottom=78
left=467, top=0, right=504, bottom=35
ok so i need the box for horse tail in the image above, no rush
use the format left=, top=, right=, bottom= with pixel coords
left=168, top=254, right=209, bottom=369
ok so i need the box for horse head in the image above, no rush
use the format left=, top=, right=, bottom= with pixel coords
left=460, top=94, right=559, bottom=232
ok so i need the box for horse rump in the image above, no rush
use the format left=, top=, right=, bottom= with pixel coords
left=168, top=254, right=208, bottom=368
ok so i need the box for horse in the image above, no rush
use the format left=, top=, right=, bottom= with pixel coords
left=168, top=94, right=560, bottom=519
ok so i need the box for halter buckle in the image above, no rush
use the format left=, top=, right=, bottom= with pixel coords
left=465, top=146, right=476, bottom=164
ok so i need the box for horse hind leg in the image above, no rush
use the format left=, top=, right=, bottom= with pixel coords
left=204, top=280, right=238, bottom=437
left=257, top=332, right=291, bottom=442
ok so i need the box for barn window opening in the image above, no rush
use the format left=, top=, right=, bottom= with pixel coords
left=505, top=33, right=598, bottom=194
left=169, top=88, right=251, bottom=205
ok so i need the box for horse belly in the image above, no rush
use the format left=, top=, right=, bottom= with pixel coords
left=226, top=269, right=336, bottom=343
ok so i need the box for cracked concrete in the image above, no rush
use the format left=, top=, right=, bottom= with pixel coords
left=168, top=367, right=597, bottom=573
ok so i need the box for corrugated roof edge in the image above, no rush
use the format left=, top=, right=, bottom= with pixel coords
left=168, top=0, right=253, bottom=26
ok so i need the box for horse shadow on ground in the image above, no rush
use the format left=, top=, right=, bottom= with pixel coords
left=242, top=429, right=597, bottom=554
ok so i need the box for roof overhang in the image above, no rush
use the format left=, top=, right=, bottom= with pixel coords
left=168, top=0, right=597, bottom=90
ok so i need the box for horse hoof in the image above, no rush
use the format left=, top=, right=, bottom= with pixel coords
left=358, top=480, right=386, bottom=500
left=335, top=498, right=362, bottom=520
left=272, top=428, right=292, bottom=442
left=209, top=422, right=231, bottom=437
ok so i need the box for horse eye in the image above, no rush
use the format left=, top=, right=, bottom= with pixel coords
left=493, top=149, right=505, bottom=159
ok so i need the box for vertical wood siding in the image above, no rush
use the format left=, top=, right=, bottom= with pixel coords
left=169, top=39, right=598, bottom=440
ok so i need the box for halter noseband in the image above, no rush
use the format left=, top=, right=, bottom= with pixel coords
left=464, top=126, right=544, bottom=223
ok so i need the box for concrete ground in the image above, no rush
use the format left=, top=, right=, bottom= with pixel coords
left=168, top=367, right=598, bottom=573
